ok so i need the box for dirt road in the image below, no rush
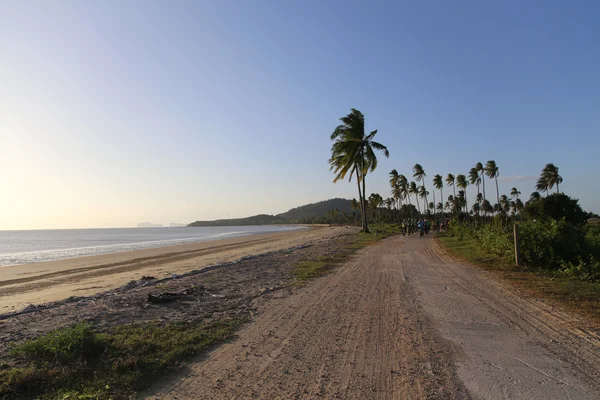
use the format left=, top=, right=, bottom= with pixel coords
left=149, top=235, right=600, bottom=399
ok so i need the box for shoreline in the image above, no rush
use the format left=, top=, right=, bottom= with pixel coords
left=0, top=226, right=350, bottom=312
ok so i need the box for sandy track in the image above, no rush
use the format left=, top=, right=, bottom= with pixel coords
left=149, top=234, right=600, bottom=400
left=0, top=226, right=347, bottom=311
left=149, top=236, right=467, bottom=400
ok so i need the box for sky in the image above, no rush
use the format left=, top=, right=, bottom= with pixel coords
left=1, top=0, right=599, bottom=230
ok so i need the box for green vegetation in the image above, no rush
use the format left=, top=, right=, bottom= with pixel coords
left=0, top=319, right=242, bottom=399
left=329, top=108, right=389, bottom=233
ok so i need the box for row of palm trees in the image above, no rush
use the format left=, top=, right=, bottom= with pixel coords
left=388, top=162, right=562, bottom=221
left=329, top=109, right=563, bottom=232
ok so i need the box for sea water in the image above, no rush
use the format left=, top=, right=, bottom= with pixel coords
left=0, top=225, right=303, bottom=267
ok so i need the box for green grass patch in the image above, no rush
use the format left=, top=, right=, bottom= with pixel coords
left=438, top=232, right=600, bottom=326
left=0, top=318, right=244, bottom=399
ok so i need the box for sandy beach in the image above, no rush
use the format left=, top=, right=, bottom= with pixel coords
left=0, top=226, right=349, bottom=312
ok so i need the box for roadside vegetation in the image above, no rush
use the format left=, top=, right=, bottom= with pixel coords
left=0, top=319, right=242, bottom=399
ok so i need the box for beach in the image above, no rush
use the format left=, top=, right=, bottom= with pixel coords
left=0, top=225, right=348, bottom=312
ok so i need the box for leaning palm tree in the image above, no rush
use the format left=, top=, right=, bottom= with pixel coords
left=413, top=164, right=429, bottom=210
left=409, top=181, right=421, bottom=214
left=542, top=163, right=563, bottom=193
left=535, top=174, right=550, bottom=196
left=329, top=108, right=389, bottom=232
left=456, top=174, right=469, bottom=215
left=433, top=174, right=444, bottom=214
left=510, top=187, right=521, bottom=200
left=485, top=160, right=500, bottom=207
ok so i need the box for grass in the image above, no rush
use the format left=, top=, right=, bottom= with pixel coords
left=293, top=223, right=400, bottom=282
left=438, top=232, right=600, bottom=327
left=0, top=319, right=244, bottom=400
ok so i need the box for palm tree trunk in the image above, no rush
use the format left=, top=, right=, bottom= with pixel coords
left=441, top=188, right=444, bottom=216
left=495, top=176, right=500, bottom=207
left=481, top=174, right=486, bottom=220
left=557, top=182, right=559, bottom=193
left=355, top=170, right=364, bottom=230
left=361, top=151, right=369, bottom=233
left=432, top=190, right=436, bottom=217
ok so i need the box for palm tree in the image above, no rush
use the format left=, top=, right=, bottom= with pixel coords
left=413, top=164, right=429, bottom=210
left=446, top=174, right=456, bottom=198
left=433, top=174, right=444, bottom=214
left=485, top=160, right=500, bottom=207
left=436, top=202, right=443, bottom=213
left=482, top=199, right=493, bottom=215
left=418, top=185, right=429, bottom=214
left=468, top=168, right=481, bottom=214
left=530, top=191, right=541, bottom=201
left=510, top=187, right=521, bottom=200
left=456, top=174, right=469, bottom=215
left=541, top=163, right=563, bottom=193
left=329, top=108, right=389, bottom=232
left=476, top=162, right=486, bottom=215
left=536, top=175, right=550, bottom=195
left=409, top=181, right=421, bottom=214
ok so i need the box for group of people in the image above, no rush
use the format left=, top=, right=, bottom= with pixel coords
left=400, top=219, right=448, bottom=237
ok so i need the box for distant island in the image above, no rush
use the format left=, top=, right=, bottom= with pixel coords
left=188, top=198, right=354, bottom=227
left=137, top=222, right=164, bottom=228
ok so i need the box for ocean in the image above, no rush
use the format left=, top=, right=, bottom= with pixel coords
left=0, top=225, right=303, bottom=267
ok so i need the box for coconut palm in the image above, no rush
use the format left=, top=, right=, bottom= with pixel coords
left=456, top=174, right=469, bottom=214
left=436, top=202, right=443, bottom=213
left=475, top=162, right=487, bottom=213
left=409, top=181, right=421, bottom=214
left=500, top=194, right=510, bottom=215
left=418, top=185, right=429, bottom=214
left=329, top=109, right=389, bottom=232
left=433, top=174, right=444, bottom=214
left=541, top=163, right=563, bottom=193
left=510, top=187, right=521, bottom=200
left=468, top=167, right=480, bottom=216
left=482, top=199, right=493, bottom=215
left=413, top=164, right=429, bottom=210
left=389, top=169, right=403, bottom=211
left=536, top=175, right=550, bottom=195
left=485, top=160, right=500, bottom=207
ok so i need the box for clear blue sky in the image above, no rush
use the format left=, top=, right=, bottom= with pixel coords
left=1, top=0, right=598, bottom=229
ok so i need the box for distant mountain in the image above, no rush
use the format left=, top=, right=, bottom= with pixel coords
left=187, top=198, right=353, bottom=227
left=277, top=198, right=352, bottom=220
left=137, top=222, right=163, bottom=228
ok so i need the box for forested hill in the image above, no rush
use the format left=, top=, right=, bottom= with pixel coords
left=276, top=198, right=352, bottom=220
left=187, top=198, right=352, bottom=227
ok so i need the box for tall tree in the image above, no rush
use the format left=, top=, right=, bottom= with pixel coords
left=475, top=162, right=486, bottom=215
left=446, top=174, right=456, bottom=198
left=329, top=109, right=388, bottom=232
left=413, top=164, right=429, bottom=211
left=409, top=181, right=421, bottom=214
left=485, top=160, right=500, bottom=207
left=456, top=174, right=469, bottom=215
left=542, top=163, right=563, bottom=193
left=418, top=185, right=429, bottom=214
left=468, top=167, right=481, bottom=216
left=433, top=174, right=444, bottom=214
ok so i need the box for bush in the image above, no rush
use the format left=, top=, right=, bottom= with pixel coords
left=523, top=193, right=588, bottom=227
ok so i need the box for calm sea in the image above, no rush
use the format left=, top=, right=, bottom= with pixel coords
left=0, top=225, right=303, bottom=267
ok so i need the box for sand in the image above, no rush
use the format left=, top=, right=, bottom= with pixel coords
left=0, top=226, right=349, bottom=312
